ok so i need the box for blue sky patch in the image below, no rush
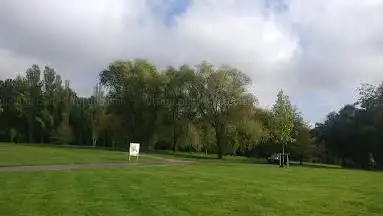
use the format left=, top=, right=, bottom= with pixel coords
left=147, top=0, right=190, bottom=27
left=164, top=0, right=190, bottom=26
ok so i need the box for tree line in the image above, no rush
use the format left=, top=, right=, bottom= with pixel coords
left=312, top=83, right=383, bottom=169
left=0, top=59, right=381, bottom=169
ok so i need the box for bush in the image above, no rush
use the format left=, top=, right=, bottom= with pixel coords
left=52, top=122, right=73, bottom=145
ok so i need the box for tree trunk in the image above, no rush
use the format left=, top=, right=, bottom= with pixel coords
left=172, top=124, right=177, bottom=152
left=92, top=123, right=97, bottom=147
left=217, top=145, right=223, bottom=159
left=299, top=154, right=303, bottom=165
left=215, top=125, right=223, bottom=159
left=78, top=133, right=83, bottom=145
left=280, top=144, right=285, bottom=167
left=9, top=129, right=15, bottom=143
left=28, top=131, right=33, bottom=143
left=28, top=120, right=34, bottom=143
left=92, top=137, right=97, bottom=147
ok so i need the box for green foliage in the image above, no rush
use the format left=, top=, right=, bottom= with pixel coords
left=53, top=121, right=74, bottom=145
left=289, top=112, right=314, bottom=164
left=192, top=62, right=258, bottom=158
left=100, top=59, right=164, bottom=148
left=271, top=90, right=295, bottom=145
left=1, top=60, right=383, bottom=167
left=311, top=82, right=383, bottom=168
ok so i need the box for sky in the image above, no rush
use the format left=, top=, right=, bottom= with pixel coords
left=1, top=0, right=383, bottom=125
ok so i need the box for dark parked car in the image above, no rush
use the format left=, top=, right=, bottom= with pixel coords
left=267, top=153, right=280, bottom=164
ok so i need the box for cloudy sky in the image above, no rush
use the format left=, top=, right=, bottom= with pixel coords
left=1, top=0, right=383, bottom=125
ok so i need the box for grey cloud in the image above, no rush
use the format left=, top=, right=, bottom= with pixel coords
left=1, top=0, right=383, bottom=123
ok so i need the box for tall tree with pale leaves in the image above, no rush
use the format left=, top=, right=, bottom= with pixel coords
left=271, top=90, right=295, bottom=166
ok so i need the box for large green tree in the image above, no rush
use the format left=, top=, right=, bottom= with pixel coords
left=100, top=59, right=166, bottom=148
left=192, top=62, right=257, bottom=159
left=163, top=65, right=196, bottom=151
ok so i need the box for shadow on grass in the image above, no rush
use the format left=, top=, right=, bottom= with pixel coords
left=149, top=150, right=268, bottom=164
left=289, top=162, right=382, bottom=172
left=148, top=150, right=360, bottom=171
left=151, top=151, right=217, bottom=160
left=289, top=162, right=342, bottom=170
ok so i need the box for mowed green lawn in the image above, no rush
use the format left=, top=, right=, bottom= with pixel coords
left=1, top=144, right=382, bottom=216
left=0, top=143, right=151, bottom=166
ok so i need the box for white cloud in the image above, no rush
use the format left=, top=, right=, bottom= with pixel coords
left=1, top=0, right=383, bottom=123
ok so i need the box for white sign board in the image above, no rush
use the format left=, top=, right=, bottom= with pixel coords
left=129, top=143, right=140, bottom=160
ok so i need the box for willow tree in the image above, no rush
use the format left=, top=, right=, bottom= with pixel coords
left=163, top=65, right=196, bottom=151
left=99, top=59, right=166, bottom=148
left=192, top=62, right=257, bottom=159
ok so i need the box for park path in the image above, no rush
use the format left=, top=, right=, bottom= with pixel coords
left=0, top=156, right=195, bottom=172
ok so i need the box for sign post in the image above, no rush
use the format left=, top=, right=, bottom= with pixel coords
left=129, top=143, right=140, bottom=161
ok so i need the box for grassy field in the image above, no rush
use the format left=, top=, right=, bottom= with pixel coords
left=1, top=144, right=382, bottom=216
left=0, top=143, right=152, bottom=166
